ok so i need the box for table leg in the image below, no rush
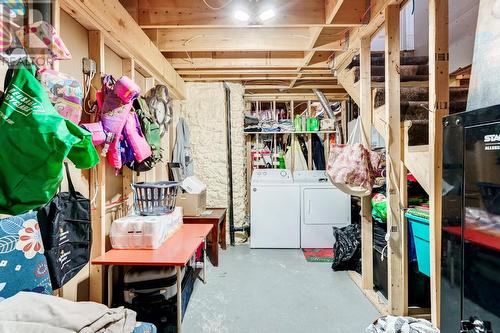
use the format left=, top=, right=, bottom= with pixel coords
left=221, top=216, right=227, bottom=250
left=176, top=266, right=182, bottom=333
left=211, top=223, right=219, bottom=267
left=203, top=236, right=207, bottom=284
left=107, top=265, right=113, bottom=308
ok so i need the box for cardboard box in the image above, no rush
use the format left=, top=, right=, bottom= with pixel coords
left=176, top=190, right=207, bottom=216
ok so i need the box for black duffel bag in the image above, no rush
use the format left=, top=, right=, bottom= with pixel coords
left=38, top=163, right=92, bottom=289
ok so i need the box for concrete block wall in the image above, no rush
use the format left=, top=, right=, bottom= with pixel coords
left=173, top=82, right=246, bottom=227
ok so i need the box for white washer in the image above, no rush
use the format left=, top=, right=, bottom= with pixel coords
left=250, top=169, right=300, bottom=248
left=294, top=170, right=351, bottom=248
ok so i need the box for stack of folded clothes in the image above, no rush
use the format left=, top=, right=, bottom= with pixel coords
left=244, top=114, right=261, bottom=132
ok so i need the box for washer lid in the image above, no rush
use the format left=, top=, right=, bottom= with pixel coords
left=251, top=169, right=294, bottom=184
left=293, top=170, right=330, bottom=184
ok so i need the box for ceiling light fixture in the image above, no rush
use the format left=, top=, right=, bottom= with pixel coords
left=259, top=8, right=276, bottom=21
left=234, top=10, right=250, bottom=22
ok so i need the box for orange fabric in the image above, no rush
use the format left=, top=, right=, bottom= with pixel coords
left=92, top=224, right=212, bottom=266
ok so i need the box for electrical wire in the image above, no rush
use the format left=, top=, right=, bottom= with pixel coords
left=202, top=0, right=233, bottom=10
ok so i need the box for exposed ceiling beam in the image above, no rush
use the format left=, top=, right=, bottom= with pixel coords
left=182, top=76, right=336, bottom=82
left=155, top=27, right=344, bottom=52
left=244, top=93, right=348, bottom=101
left=61, top=0, right=185, bottom=99
left=177, top=69, right=333, bottom=75
left=131, top=0, right=327, bottom=26
left=163, top=51, right=307, bottom=69
left=245, top=85, right=343, bottom=90
left=325, top=0, right=369, bottom=25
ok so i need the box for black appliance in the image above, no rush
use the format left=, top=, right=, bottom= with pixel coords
left=441, top=106, right=500, bottom=333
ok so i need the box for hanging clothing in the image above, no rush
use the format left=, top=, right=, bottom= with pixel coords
left=312, top=134, right=326, bottom=170
left=0, top=64, right=99, bottom=215
left=172, top=118, right=194, bottom=178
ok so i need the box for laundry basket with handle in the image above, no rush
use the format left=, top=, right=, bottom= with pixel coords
left=132, top=181, right=180, bottom=216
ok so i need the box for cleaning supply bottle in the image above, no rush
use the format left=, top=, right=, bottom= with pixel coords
left=294, top=115, right=302, bottom=132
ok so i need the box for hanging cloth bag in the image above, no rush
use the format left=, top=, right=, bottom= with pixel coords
left=0, top=63, right=99, bottom=215
left=37, top=163, right=92, bottom=290
left=326, top=117, right=381, bottom=197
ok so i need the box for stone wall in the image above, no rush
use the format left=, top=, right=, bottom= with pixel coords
left=173, top=82, right=246, bottom=227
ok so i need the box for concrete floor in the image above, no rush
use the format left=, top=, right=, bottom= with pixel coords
left=183, top=245, right=380, bottom=333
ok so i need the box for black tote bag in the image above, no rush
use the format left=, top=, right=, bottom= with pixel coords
left=38, top=163, right=92, bottom=289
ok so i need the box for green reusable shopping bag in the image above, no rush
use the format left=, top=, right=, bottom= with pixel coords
left=0, top=63, right=99, bottom=215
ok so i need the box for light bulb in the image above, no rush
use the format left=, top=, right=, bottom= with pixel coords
left=234, top=10, right=250, bottom=22
left=259, top=8, right=275, bottom=21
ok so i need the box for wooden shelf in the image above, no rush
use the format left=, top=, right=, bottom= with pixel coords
left=372, top=104, right=386, bottom=140
left=244, top=130, right=338, bottom=135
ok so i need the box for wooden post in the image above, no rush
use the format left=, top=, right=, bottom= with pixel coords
left=359, top=36, right=374, bottom=291
left=384, top=5, right=405, bottom=316
left=400, top=123, right=409, bottom=315
left=307, top=101, right=313, bottom=170
left=51, top=0, right=60, bottom=71
left=429, top=0, right=449, bottom=326
left=122, top=58, right=135, bottom=214
left=290, top=100, right=295, bottom=172
left=88, top=30, right=106, bottom=304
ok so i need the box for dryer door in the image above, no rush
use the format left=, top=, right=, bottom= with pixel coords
left=303, top=187, right=350, bottom=226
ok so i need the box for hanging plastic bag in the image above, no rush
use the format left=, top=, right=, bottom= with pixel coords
left=331, top=224, right=361, bottom=272
left=327, top=117, right=382, bottom=197
left=0, top=63, right=99, bottom=215
left=285, top=141, right=308, bottom=171
left=37, top=163, right=92, bottom=289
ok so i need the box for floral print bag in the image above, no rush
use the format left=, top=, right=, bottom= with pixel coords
left=0, top=211, right=53, bottom=300
left=327, top=117, right=382, bottom=197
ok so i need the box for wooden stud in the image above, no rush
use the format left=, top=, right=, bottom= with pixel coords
left=384, top=5, right=405, bottom=316
left=400, top=123, right=409, bottom=316
left=291, top=100, right=296, bottom=172
left=307, top=101, right=313, bottom=170
left=60, top=0, right=186, bottom=99
left=122, top=58, right=135, bottom=215
left=88, top=30, right=106, bottom=304
left=429, top=0, right=449, bottom=327
left=359, top=36, right=374, bottom=291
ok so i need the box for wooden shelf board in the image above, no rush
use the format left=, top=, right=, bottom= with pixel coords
left=348, top=271, right=389, bottom=315
left=244, top=130, right=338, bottom=135
left=372, top=105, right=386, bottom=140
left=404, top=145, right=431, bottom=194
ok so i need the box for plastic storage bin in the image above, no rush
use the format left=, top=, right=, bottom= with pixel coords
left=406, top=212, right=430, bottom=277
left=110, top=207, right=183, bottom=249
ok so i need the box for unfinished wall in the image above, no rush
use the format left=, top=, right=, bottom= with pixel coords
left=414, top=0, right=479, bottom=72
left=58, top=10, right=91, bottom=302
left=174, top=82, right=246, bottom=228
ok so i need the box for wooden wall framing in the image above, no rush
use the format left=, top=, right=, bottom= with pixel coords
left=49, top=1, right=182, bottom=303
left=341, top=0, right=450, bottom=327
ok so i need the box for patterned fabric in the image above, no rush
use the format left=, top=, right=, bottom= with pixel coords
left=133, top=322, right=157, bottom=333
left=1, top=0, right=26, bottom=18
left=0, top=212, right=53, bottom=300
left=327, top=143, right=382, bottom=195
left=366, top=315, right=439, bottom=333
left=38, top=68, right=83, bottom=124
left=16, top=20, right=71, bottom=63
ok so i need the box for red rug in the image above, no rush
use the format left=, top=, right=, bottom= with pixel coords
left=302, top=248, right=334, bottom=262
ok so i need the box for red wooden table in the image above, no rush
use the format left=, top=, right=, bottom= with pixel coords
left=182, top=208, right=227, bottom=267
left=92, top=224, right=212, bottom=333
